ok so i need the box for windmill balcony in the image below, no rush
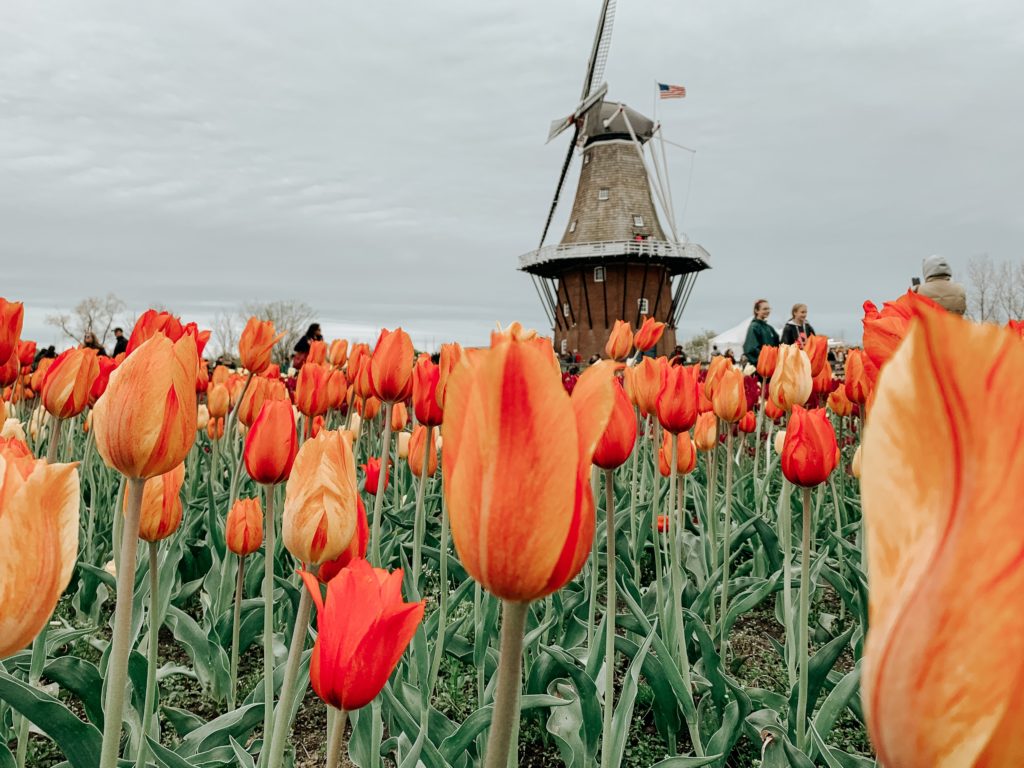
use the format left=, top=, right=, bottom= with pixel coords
left=518, top=238, right=711, bottom=278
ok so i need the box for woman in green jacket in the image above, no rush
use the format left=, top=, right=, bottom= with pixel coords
left=743, top=298, right=780, bottom=366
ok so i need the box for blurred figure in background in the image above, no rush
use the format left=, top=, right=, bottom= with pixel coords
left=914, top=255, right=966, bottom=315
left=743, top=299, right=779, bottom=364
left=781, top=303, right=816, bottom=347
left=82, top=331, right=107, bottom=356
left=112, top=327, right=128, bottom=356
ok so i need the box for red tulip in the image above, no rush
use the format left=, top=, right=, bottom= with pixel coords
left=655, top=363, right=698, bottom=434
left=804, top=335, right=829, bottom=377
left=634, top=316, right=666, bottom=352
left=737, top=410, right=757, bottom=434
left=593, top=378, right=636, bottom=470
left=295, top=362, right=331, bottom=418
left=0, top=298, right=24, bottom=367
left=125, top=309, right=185, bottom=355
left=412, top=355, right=444, bottom=426
left=244, top=400, right=298, bottom=485
left=369, top=328, right=414, bottom=403
left=780, top=406, right=838, bottom=487
left=300, top=559, right=424, bottom=711
left=756, top=345, right=779, bottom=379
left=362, top=456, right=389, bottom=496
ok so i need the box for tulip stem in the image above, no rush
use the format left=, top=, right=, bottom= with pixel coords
left=705, top=440, right=719, bottom=630
left=99, top=476, right=146, bottom=768
left=796, top=485, right=813, bottom=751
left=266, top=568, right=316, bottom=768
left=261, top=483, right=277, bottom=759
left=667, top=439, right=684, bottom=665
left=371, top=402, right=394, bottom=567
left=412, top=426, right=431, bottom=591
left=779, top=479, right=796, bottom=687
left=649, top=424, right=666, bottom=645
left=14, top=614, right=48, bottom=768
left=601, top=468, right=617, bottom=768
left=44, top=416, right=62, bottom=464
left=136, top=542, right=161, bottom=768
left=626, top=408, right=640, bottom=580
left=484, top=600, right=529, bottom=768
left=753, top=388, right=765, bottom=491
left=719, top=432, right=735, bottom=658
left=226, top=372, right=254, bottom=500
left=229, top=555, right=246, bottom=710
left=427, top=472, right=451, bottom=697
left=325, top=707, right=348, bottom=768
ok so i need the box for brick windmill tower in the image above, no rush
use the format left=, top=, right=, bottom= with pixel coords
left=518, top=0, right=710, bottom=360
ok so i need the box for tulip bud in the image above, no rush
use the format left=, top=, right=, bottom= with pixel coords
left=658, top=431, right=697, bottom=476
left=738, top=410, right=757, bottom=434
left=244, top=400, right=298, bottom=485
left=207, top=417, right=225, bottom=441
left=391, top=401, right=408, bottom=432
left=657, top=515, right=670, bottom=533
left=827, top=386, right=854, bottom=418
left=804, top=335, right=828, bottom=377
left=196, top=404, right=210, bottom=431
left=756, top=345, right=779, bottom=379
left=41, top=348, right=100, bottom=419
left=774, top=430, right=786, bottom=456
left=211, top=365, right=230, bottom=387
left=362, top=456, right=388, bottom=496
left=625, top=356, right=667, bottom=417
left=283, top=430, right=358, bottom=566
left=207, top=383, right=230, bottom=419
left=327, top=369, right=348, bottom=411
left=408, top=424, right=438, bottom=478
left=17, top=340, right=36, bottom=369
left=412, top=355, right=444, bottom=426
left=30, top=358, right=53, bottom=393
left=765, top=397, right=785, bottom=422
left=604, top=320, right=633, bottom=361
left=844, top=349, right=874, bottom=406
left=360, top=396, right=381, bottom=421
left=396, top=430, right=411, bottom=459
left=656, top=364, right=699, bottom=434
left=780, top=406, right=838, bottom=487
left=239, top=317, right=283, bottom=374
left=90, top=356, right=118, bottom=405
left=328, top=339, right=349, bottom=368
left=295, top=363, right=331, bottom=418
left=693, top=412, right=717, bottom=452
left=633, top=316, right=666, bottom=352
left=769, top=344, right=812, bottom=413
left=134, top=463, right=185, bottom=542
left=436, top=342, right=464, bottom=409
left=307, top=340, right=327, bottom=366
left=0, top=298, right=25, bottom=367
left=349, top=412, right=362, bottom=436
left=703, top=356, right=731, bottom=399
left=712, top=368, right=746, bottom=423
left=370, top=328, right=414, bottom=403
left=93, top=334, right=198, bottom=480
left=226, top=497, right=263, bottom=556
left=851, top=445, right=862, bottom=479
left=593, top=378, right=637, bottom=470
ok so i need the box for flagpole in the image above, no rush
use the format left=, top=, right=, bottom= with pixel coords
left=653, top=80, right=658, bottom=123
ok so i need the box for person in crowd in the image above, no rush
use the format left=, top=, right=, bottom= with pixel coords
left=781, top=303, right=816, bottom=347
left=587, top=353, right=601, bottom=366
left=914, top=255, right=966, bottom=315
left=743, top=299, right=779, bottom=365
left=82, top=331, right=107, bottom=356
left=111, top=327, right=128, bottom=356
left=669, top=344, right=687, bottom=366
left=291, top=323, right=323, bottom=370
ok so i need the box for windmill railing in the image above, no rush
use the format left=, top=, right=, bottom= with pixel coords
left=518, top=239, right=711, bottom=273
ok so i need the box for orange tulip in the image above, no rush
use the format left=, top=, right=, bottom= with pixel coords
left=625, top=356, right=666, bottom=417
left=604, top=320, right=633, bottom=361
left=633, top=316, right=666, bottom=352
left=30, top=358, right=52, bottom=393
left=207, top=417, right=225, bottom=440
left=93, top=334, right=198, bottom=479
left=391, top=401, right=408, bottom=432
left=804, top=334, right=828, bottom=376
left=369, top=328, right=414, bottom=403
left=861, top=309, right=1024, bottom=767
left=239, top=317, right=284, bottom=374
left=769, top=344, right=812, bottom=413
left=283, top=430, right=358, bottom=566
left=362, top=456, right=388, bottom=496
left=655, top=363, right=699, bottom=433
left=0, top=298, right=25, bottom=366
left=351, top=357, right=373, bottom=400
left=697, top=380, right=713, bottom=414
left=41, top=348, right=100, bottom=419
left=134, top=463, right=185, bottom=542
left=244, top=400, right=298, bottom=485
left=195, top=359, right=209, bottom=395
left=238, top=376, right=288, bottom=427
left=408, top=424, right=438, bottom=478
left=811, top=362, right=833, bottom=395
left=318, top=496, right=369, bottom=582
left=17, top=340, right=36, bottom=369
left=843, top=349, right=873, bottom=405
left=436, top=342, right=464, bottom=409
left=658, top=431, right=697, bottom=477
left=346, top=343, right=370, bottom=381
left=326, top=369, right=348, bottom=411
left=295, top=362, right=331, bottom=418
left=359, top=396, right=381, bottom=421
left=207, top=383, right=230, bottom=419
left=0, top=440, right=79, bottom=658
left=211, top=365, right=229, bottom=387
left=737, top=410, right=757, bottom=434
left=226, top=497, right=263, bottom=556
left=125, top=309, right=185, bottom=355
left=300, top=559, right=425, bottom=711
left=780, top=406, right=837, bottom=487
left=756, top=345, right=779, bottom=380
left=441, top=330, right=616, bottom=601
left=0, top=353, right=18, bottom=388
left=328, top=339, right=349, bottom=368
left=851, top=445, right=862, bottom=479
left=307, top=340, right=328, bottom=366
left=703, top=356, right=731, bottom=399
left=827, top=386, right=854, bottom=417
left=413, top=355, right=444, bottom=427
left=263, top=363, right=281, bottom=380
left=861, top=291, right=939, bottom=372
left=693, top=412, right=717, bottom=452
left=593, top=378, right=637, bottom=470
left=712, top=367, right=746, bottom=423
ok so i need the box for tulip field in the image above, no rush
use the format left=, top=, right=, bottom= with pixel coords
left=0, top=295, right=1016, bottom=767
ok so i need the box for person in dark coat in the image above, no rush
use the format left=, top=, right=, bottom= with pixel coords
left=112, top=327, right=128, bottom=357
left=743, top=299, right=780, bottom=364
left=291, top=323, right=323, bottom=370
left=780, top=304, right=816, bottom=347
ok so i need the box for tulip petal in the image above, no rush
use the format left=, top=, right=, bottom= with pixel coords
left=863, top=310, right=1024, bottom=766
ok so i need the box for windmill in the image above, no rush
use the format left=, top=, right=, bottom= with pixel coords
left=518, top=0, right=710, bottom=361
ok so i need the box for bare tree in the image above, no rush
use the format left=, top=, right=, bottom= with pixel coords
left=46, top=293, right=127, bottom=349
left=996, top=259, right=1024, bottom=322
left=240, top=300, right=317, bottom=367
left=966, top=254, right=1002, bottom=323
left=682, top=329, right=717, bottom=363
left=211, top=310, right=242, bottom=361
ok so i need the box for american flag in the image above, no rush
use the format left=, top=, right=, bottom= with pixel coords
left=658, top=82, right=687, bottom=99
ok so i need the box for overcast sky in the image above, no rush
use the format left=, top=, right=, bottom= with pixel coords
left=3, top=0, right=1023, bottom=350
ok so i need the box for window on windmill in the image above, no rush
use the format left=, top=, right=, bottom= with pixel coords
left=562, top=302, right=570, bottom=318
left=561, top=338, right=569, bottom=354
left=633, top=215, right=644, bottom=227
left=593, top=266, right=605, bottom=283
left=598, top=188, right=609, bottom=201
left=569, top=220, right=577, bottom=233
left=637, top=298, right=650, bottom=315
